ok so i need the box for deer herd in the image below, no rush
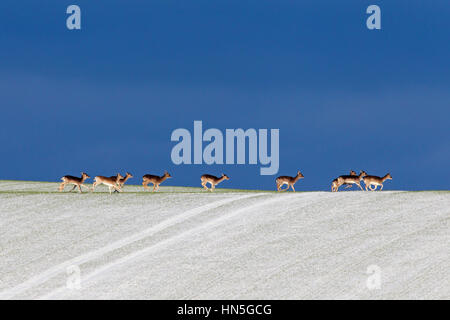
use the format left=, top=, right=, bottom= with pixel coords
left=58, top=169, right=392, bottom=194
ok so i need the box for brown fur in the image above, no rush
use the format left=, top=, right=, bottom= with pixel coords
left=276, top=171, right=304, bottom=192
left=92, top=173, right=124, bottom=194
left=363, top=173, right=393, bottom=191
left=59, top=172, right=91, bottom=193
left=331, top=170, right=367, bottom=192
left=201, top=173, right=230, bottom=192
left=142, top=171, right=172, bottom=192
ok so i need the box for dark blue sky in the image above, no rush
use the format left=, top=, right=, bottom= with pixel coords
left=0, top=0, right=449, bottom=190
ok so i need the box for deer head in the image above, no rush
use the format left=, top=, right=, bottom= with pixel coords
left=164, top=171, right=172, bottom=178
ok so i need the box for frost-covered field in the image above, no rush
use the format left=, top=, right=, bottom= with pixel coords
left=0, top=180, right=449, bottom=299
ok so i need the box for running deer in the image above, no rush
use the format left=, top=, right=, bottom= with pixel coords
left=331, top=170, right=357, bottom=192
left=331, top=170, right=367, bottom=192
left=92, top=173, right=124, bottom=194
left=142, top=171, right=172, bottom=192
left=201, top=173, right=230, bottom=192
left=276, top=171, right=304, bottom=192
left=59, top=172, right=91, bottom=193
left=113, top=172, right=133, bottom=191
left=363, top=173, right=393, bottom=191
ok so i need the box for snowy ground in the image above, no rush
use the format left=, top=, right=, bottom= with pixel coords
left=0, top=180, right=449, bottom=299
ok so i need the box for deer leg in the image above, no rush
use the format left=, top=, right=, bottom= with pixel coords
left=331, top=182, right=337, bottom=192
left=70, top=185, right=77, bottom=192
left=291, top=184, right=296, bottom=192
left=201, top=181, right=208, bottom=190
left=152, top=183, right=157, bottom=192
left=77, top=185, right=83, bottom=193
left=380, top=184, right=383, bottom=191
left=356, top=182, right=363, bottom=191
left=277, top=182, right=284, bottom=191
left=344, top=184, right=352, bottom=189
left=210, top=184, right=215, bottom=192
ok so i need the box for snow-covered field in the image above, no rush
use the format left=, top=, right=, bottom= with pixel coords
left=0, top=180, right=449, bottom=299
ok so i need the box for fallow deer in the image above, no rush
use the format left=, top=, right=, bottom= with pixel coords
left=331, top=170, right=357, bottom=192
left=142, top=171, right=172, bottom=192
left=92, top=173, right=124, bottom=194
left=201, top=173, right=229, bottom=192
left=111, top=172, right=133, bottom=192
left=363, top=173, right=393, bottom=191
left=276, top=171, right=304, bottom=192
left=118, top=172, right=133, bottom=189
left=332, top=170, right=367, bottom=192
left=59, top=172, right=91, bottom=193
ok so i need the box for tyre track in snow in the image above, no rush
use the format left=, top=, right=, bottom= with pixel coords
left=0, top=193, right=263, bottom=299
left=40, top=193, right=301, bottom=299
